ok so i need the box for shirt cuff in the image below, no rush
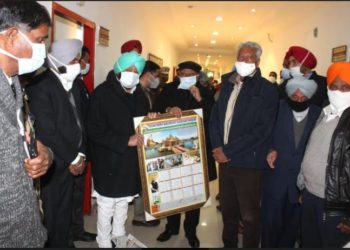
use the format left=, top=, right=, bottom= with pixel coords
left=71, top=153, right=82, bottom=165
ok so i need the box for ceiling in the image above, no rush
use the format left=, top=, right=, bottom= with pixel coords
left=119, top=1, right=340, bottom=73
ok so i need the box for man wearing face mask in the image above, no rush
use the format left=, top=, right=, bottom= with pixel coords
left=87, top=51, right=145, bottom=248
left=261, top=76, right=321, bottom=247
left=68, top=45, right=97, bottom=246
left=26, top=38, right=87, bottom=248
left=297, top=62, right=350, bottom=247
left=154, top=61, right=217, bottom=248
left=131, top=60, right=161, bottom=228
left=209, top=41, right=279, bottom=248
left=278, top=46, right=328, bottom=108
left=0, top=1, right=53, bottom=247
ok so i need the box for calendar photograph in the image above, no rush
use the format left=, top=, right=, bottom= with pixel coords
left=134, top=109, right=210, bottom=220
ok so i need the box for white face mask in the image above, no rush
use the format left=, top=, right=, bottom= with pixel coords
left=61, top=63, right=81, bottom=82
left=235, top=61, right=256, bottom=77
left=119, top=71, right=139, bottom=90
left=281, top=67, right=291, bottom=80
left=327, top=88, right=350, bottom=113
left=81, top=63, right=90, bottom=76
left=178, top=76, right=197, bottom=90
left=268, top=76, right=277, bottom=83
left=0, top=30, right=46, bottom=75
left=48, top=54, right=81, bottom=91
left=289, top=66, right=303, bottom=78
left=149, top=76, right=160, bottom=89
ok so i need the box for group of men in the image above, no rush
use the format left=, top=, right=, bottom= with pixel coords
left=1, top=1, right=350, bottom=249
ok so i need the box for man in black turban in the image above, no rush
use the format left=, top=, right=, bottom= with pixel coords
left=153, top=61, right=217, bottom=248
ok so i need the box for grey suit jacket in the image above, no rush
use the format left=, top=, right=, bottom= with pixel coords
left=0, top=70, right=46, bottom=247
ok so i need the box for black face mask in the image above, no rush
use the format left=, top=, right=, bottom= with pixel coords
left=287, top=98, right=310, bottom=112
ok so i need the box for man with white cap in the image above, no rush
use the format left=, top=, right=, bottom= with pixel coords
left=87, top=51, right=145, bottom=248
left=26, top=38, right=87, bottom=248
left=261, top=76, right=321, bottom=247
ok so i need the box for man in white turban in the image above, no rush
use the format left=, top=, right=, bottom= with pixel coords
left=26, top=38, right=87, bottom=248
left=261, top=76, right=321, bottom=247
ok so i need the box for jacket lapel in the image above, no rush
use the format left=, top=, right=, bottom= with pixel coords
left=0, top=70, right=20, bottom=127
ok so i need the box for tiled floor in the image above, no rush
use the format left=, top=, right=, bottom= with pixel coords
left=74, top=178, right=236, bottom=248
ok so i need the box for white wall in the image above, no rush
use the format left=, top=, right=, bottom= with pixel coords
left=38, top=1, right=178, bottom=87
left=257, top=2, right=350, bottom=79
left=54, top=14, right=83, bottom=41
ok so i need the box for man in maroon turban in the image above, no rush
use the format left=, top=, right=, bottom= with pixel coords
left=120, top=40, right=142, bottom=54
left=278, top=46, right=328, bottom=108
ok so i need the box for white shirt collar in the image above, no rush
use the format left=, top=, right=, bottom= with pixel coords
left=50, top=68, right=73, bottom=92
left=292, top=108, right=309, bottom=122
left=323, top=104, right=343, bottom=122
left=3, top=72, right=13, bottom=85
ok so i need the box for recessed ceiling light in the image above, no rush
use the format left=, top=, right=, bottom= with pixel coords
left=194, top=43, right=199, bottom=47
left=212, top=31, right=219, bottom=36
left=218, top=54, right=222, bottom=58
left=251, top=8, right=256, bottom=12
left=216, top=16, right=223, bottom=22
left=238, top=26, right=243, bottom=30
left=191, top=24, right=195, bottom=28
left=210, top=40, right=216, bottom=44
left=207, top=55, right=211, bottom=58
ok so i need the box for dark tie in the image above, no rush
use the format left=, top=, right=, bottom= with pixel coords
left=11, top=84, right=16, bottom=99
left=67, top=90, right=83, bottom=147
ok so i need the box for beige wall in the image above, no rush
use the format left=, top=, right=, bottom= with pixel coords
left=255, top=2, right=350, bottom=79
left=38, top=1, right=178, bottom=87
left=39, top=1, right=350, bottom=83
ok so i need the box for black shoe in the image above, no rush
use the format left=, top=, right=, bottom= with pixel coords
left=216, top=205, right=221, bottom=211
left=132, top=219, right=160, bottom=227
left=74, top=231, right=97, bottom=242
left=216, top=194, right=220, bottom=200
left=157, top=229, right=178, bottom=242
left=187, top=236, right=200, bottom=248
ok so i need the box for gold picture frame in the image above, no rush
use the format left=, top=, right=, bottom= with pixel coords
left=332, top=45, right=347, bottom=62
left=148, top=53, right=163, bottom=67
left=134, top=109, right=210, bottom=220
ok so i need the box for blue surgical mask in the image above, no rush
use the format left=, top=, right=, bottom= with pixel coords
left=178, top=76, right=197, bottom=90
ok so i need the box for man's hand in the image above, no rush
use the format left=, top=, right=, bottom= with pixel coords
left=128, top=134, right=144, bottom=147
left=337, top=221, right=350, bottom=235
left=212, top=147, right=230, bottom=163
left=167, top=106, right=182, bottom=118
left=189, top=86, right=202, bottom=102
left=68, top=156, right=86, bottom=176
left=24, top=140, right=53, bottom=179
left=266, top=150, right=278, bottom=169
left=147, top=112, right=158, bottom=119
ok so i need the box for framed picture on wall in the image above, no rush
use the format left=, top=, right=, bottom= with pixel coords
left=332, top=45, right=347, bottom=62
left=148, top=53, right=163, bottom=67
left=133, top=109, right=210, bottom=221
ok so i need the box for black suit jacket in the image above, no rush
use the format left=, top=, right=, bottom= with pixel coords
left=87, top=71, right=140, bottom=198
left=26, top=69, right=87, bottom=167
left=209, top=69, right=279, bottom=169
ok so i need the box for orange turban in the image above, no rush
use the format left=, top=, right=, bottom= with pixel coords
left=326, top=62, right=350, bottom=86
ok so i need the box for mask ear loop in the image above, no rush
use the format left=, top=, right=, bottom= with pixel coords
left=47, top=54, right=67, bottom=74
left=300, top=51, right=310, bottom=68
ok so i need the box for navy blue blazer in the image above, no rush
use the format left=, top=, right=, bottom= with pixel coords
left=209, top=69, right=279, bottom=169
left=263, top=100, right=321, bottom=203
